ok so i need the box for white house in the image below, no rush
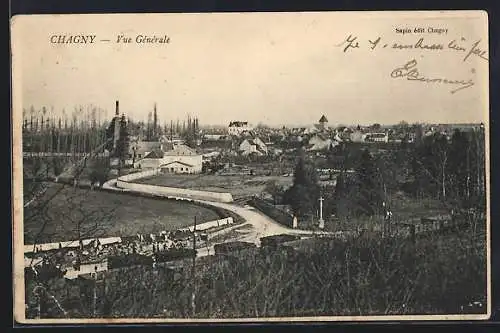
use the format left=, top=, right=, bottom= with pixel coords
left=228, top=121, right=253, bottom=136
left=364, top=132, right=389, bottom=143
left=308, top=134, right=338, bottom=151
left=239, top=137, right=268, bottom=156
left=160, top=144, right=202, bottom=174
left=134, top=144, right=203, bottom=174
left=350, top=130, right=365, bottom=143
left=160, top=161, right=199, bottom=174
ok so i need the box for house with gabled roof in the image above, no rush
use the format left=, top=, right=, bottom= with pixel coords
left=307, top=133, right=332, bottom=151
left=238, top=136, right=268, bottom=156
left=160, top=160, right=198, bottom=174
left=128, top=139, right=165, bottom=161
left=133, top=143, right=203, bottom=174
left=364, top=132, right=389, bottom=143
left=135, top=149, right=165, bottom=169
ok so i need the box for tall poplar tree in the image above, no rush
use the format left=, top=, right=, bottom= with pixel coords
left=284, top=151, right=320, bottom=218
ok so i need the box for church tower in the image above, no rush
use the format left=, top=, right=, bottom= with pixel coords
left=318, top=115, right=328, bottom=130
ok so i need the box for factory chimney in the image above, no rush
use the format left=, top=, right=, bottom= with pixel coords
left=113, top=100, right=121, bottom=151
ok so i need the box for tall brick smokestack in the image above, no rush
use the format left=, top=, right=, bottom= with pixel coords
left=113, top=100, right=121, bottom=151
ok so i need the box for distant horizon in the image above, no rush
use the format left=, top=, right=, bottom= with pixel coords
left=14, top=13, right=488, bottom=129
left=20, top=103, right=485, bottom=130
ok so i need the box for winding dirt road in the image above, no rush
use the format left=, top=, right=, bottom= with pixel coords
left=103, top=180, right=326, bottom=255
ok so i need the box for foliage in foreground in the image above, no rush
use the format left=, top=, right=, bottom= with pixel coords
left=26, top=226, right=486, bottom=319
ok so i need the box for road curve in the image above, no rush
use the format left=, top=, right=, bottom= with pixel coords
left=103, top=179, right=324, bottom=249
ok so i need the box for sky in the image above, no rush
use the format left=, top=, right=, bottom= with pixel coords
left=11, top=11, right=489, bottom=127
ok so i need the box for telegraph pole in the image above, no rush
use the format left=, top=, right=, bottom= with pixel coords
left=93, top=266, right=97, bottom=317
left=33, top=285, right=43, bottom=319
left=318, top=196, right=325, bottom=229
left=191, top=215, right=197, bottom=317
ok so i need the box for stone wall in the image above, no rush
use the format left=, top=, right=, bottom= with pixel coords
left=179, top=217, right=234, bottom=232
left=249, top=197, right=294, bottom=228
left=116, top=169, right=234, bottom=203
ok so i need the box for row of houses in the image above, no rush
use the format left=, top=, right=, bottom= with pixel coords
left=219, top=117, right=483, bottom=149
left=207, top=116, right=390, bottom=154
left=125, top=115, right=484, bottom=172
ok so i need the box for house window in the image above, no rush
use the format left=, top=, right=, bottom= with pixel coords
left=181, top=168, right=184, bottom=171
left=171, top=168, right=174, bottom=172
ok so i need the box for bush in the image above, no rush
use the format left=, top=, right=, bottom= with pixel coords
left=260, top=234, right=301, bottom=248
left=155, top=248, right=196, bottom=262
left=25, top=227, right=486, bottom=319
left=107, top=254, right=153, bottom=269
left=214, top=242, right=256, bottom=255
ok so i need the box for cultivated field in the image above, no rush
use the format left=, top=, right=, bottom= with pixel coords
left=136, top=174, right=294, bottom=199
left=23, top=184, right=220, bottom=244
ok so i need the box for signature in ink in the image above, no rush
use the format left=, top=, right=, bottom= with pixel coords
left=390, top=59, right=475, bottom=94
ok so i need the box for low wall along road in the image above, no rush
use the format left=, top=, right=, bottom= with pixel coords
left=179, top=217, right=234, bottom=232
left=116, top=169, right=234, bottom=203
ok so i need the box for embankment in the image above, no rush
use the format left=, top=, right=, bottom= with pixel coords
left=248, top=197, right=294, bottom=228
left=116, top=169, right=234, bottom=203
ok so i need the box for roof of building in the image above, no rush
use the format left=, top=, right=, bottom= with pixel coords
left=160, top=161, right=194, bottom=168
left=97, top=237, right=122, bottom=245
left=163, top=144, right=198, bottom=156
left=229, top=121, right=249, bottom=127
left=365, top=132, right=387, bottom=138
left=239, top=137, right=267, bottom=149
left=319, top=115, right=328, bottom=123
left=143, top=150, right=164, bottom=159
left=24, top=236, right=122, bottom=254
left=131, top=141, right=163, bottom=154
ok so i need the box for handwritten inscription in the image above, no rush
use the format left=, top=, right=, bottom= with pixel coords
left=335, top=34, right=360, bottom=52
left=336, top=35, right=488, bottom=62
left=390, top=59, right=475, bottom=94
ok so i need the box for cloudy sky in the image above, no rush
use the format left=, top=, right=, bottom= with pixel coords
left=12, top=11, right=488, bottom=127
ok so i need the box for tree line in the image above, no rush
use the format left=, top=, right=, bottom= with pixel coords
left=281, top=127, right=486, bottom=222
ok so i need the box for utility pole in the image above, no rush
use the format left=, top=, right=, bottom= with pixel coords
left=35, top=287, right=42, bottom=319
left=191, top=215, right=197, bottom=317
left=93, top=266, right=97, bottom=317
left=318, top=196, right=325, bottom=229
left=33, top=284, right=46, bottom=319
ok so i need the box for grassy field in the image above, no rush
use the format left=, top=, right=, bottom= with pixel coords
left=23, top=183, right=220, bottom=244
left=136, top=174, right=293, bottom=199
